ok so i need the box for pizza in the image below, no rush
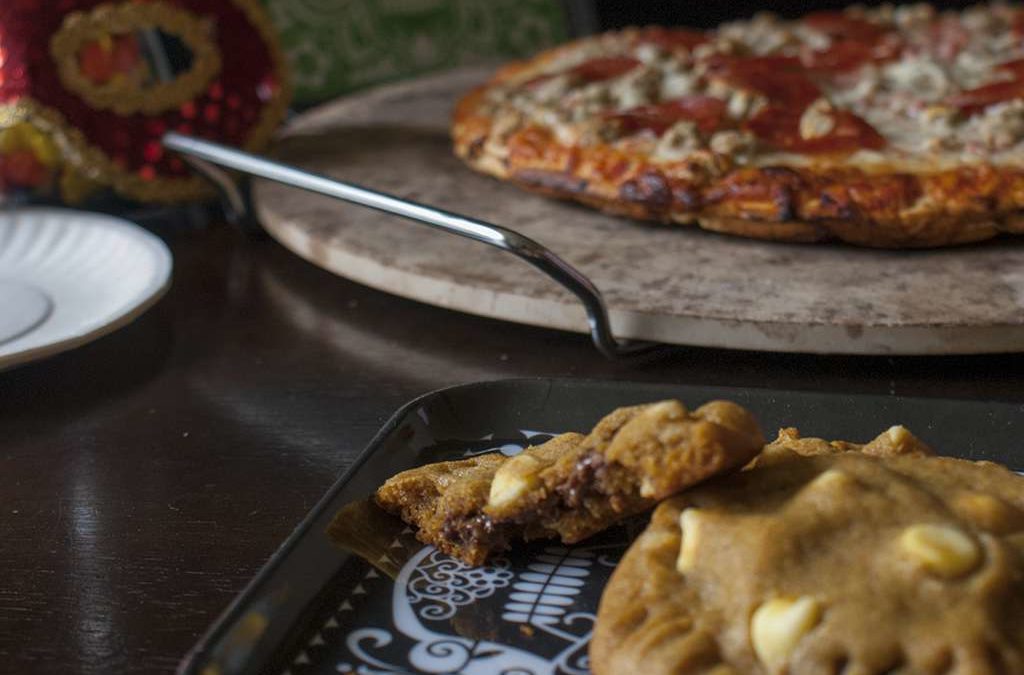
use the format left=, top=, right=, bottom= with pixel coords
left=452, top=4, right=1024, bottom=248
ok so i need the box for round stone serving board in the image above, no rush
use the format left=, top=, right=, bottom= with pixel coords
left=0, top=208, right=172, bottom=370
left=253, top=67, right=1024, bottom=355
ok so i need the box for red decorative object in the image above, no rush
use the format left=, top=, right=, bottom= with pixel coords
left=0, top=0, right=291, bottom=203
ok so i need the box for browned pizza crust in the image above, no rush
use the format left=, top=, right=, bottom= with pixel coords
left=455, top=84, right=1024, bottom=248
left=451, top=12, right=1024, bottom=249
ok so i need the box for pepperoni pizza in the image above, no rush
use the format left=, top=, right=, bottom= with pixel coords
left=452, top=5, right=1024, bottom=247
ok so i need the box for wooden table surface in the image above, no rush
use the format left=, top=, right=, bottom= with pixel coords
left=5, top=225, right=1024, bottom=673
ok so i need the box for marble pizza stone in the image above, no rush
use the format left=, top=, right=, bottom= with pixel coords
left=252, top=67, right=1024, bottom=354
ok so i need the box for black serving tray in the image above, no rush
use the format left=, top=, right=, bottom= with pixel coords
left=178, top=379, right=1024, bottom=675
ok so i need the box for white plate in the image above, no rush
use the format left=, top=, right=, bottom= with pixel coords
left=0, top=208, right=172, bottom=370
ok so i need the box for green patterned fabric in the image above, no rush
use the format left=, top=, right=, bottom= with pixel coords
left=261, top=0, right=569, bottom=105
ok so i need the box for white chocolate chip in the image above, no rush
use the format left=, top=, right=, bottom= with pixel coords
left=639, top=477, right=657, bottom=499
left=676, top=508, right=704, bottom=573
left=899, top=524, right=981, bottom=578
left=643, top=531, right=680, bottom=553
left=885, top=425, right=911, bottom=444
left=750, top=596, right=822, bottom=673
left=799, top=98, right=835, bottom=141
left=644, top=400, right=687, bottom=419
left=487, top=454, right=542, bottom=508
left=807, top=468, right=854, bottom=491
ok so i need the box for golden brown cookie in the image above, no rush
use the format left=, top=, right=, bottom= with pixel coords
left=592, top=429, right=1024, bottom=675
left=750, top=424, right=935, bottom=468
left=375, top=399, right=763, bottom=565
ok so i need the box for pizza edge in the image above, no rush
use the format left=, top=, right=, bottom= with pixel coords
left=452, top=52, right=1024, bottom=249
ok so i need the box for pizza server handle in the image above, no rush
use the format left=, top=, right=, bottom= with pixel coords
left=162, top=132, right=658, bottom=360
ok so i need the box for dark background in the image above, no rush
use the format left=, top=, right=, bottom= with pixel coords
left=595, top=0, right=974, bottom=29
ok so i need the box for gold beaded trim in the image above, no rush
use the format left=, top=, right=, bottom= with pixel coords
left=50, top=1, right=222, bottom=117
left=1, top=99, right=208, bottom=202
left=3, top=0, right=292, bottom=203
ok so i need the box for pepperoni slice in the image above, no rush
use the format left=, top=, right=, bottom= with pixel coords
left=803, top=11, right=888, bottom=42
left=710, top=56, right=820, bottom=109
left=945, top=57, right=1024, bottom=114
left=1012, top=10, right=1024, bottom=38
left=801, top=11, right=902, bottom=74
left=569, top=56, right=642, bottom=82
left=948, top=78, right=1024, bottom=114
left=705, top=54, right=803, bottom=73
left=803, top=40, right=877, bottom=73
left=635, top=27, right=708, bottom=51
left=525, top=56, right=641, bottom=89
left=802, top=32, right=903, bottom=74
left=605, top=95, right=727, bottom=135
left=745, top=106, right=886, bottom=154
left=998, top=58, right=1024, bottom=78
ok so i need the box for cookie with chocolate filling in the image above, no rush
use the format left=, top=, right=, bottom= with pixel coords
left=375, top=399, right=764, bottom=565
left=591, top=428, right=1024, bottom=675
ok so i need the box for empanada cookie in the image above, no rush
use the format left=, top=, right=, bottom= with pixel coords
left=375, top=399, right=763, bottom=565
left=592, top=428, right=1024, bottom=675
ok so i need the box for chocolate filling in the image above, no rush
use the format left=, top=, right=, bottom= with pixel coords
left=437, top=450, right=644, bottom=556
left=440, top=512, right=512, bottom=554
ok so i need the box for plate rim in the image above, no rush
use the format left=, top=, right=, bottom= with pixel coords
left=0, top=206, right=173, bottom=370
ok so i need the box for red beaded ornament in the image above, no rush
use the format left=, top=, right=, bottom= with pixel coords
left=0, top=0, right=291, bottom=202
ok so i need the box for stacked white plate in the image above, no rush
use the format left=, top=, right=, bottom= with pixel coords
left=0, top=208, right=172, bottom=369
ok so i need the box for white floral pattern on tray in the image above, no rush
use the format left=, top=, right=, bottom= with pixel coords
left=283, top=433, right=634, bottom=675
left=328, top=539, right=625, bottom=675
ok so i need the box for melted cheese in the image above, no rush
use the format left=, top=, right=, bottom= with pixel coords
left=490, top=3, right=1024, bottom=169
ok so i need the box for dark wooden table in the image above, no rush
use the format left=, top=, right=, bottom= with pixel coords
left=5, top=225, right=1024, bottom=673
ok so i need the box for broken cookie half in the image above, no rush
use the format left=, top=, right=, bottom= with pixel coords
left=375, top=399, right=764, bottom=565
